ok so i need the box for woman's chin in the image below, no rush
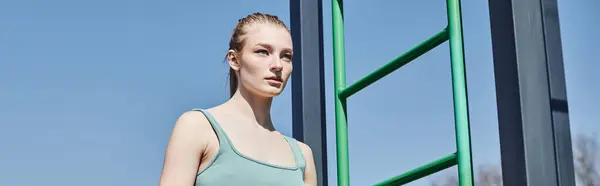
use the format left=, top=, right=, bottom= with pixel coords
left=258, top=87, right=283, bottom=97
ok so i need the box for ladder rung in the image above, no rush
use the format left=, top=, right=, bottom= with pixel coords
left=373, top=152, right=458, bottom=186
left=338, top=28, right=449, bottom=99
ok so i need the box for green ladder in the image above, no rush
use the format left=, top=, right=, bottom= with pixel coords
left=331, top=0, right=475, bottom=185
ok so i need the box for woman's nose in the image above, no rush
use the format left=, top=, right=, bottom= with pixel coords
left=270, top=59, right=283, bottom=71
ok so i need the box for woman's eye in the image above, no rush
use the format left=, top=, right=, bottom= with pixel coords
left=256, top=50, right=269, bottom=56
left=282, top=54, right=292, bottom=61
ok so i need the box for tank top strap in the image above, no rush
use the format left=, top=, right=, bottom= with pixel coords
left=283, top=136, right=306, bottom=172
left=191, top=109, right=233, bottom=150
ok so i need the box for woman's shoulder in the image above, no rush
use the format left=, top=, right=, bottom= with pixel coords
left=295, top=140, right=313, bottom=158
left=177, top=108, right=211, bottom=126
left=179, top=105, right=223, bottom=123
left=283, top=135, right=313, bottom=160
left=169, top=108, right=218, bottom=142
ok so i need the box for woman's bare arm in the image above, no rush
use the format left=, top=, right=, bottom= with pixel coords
left=159, top=111, right=210, bottom=186
left=298, top=142, right=318, bottom=186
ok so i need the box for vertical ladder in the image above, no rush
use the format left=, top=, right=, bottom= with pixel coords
left=331, top=0, right=475, bottom=185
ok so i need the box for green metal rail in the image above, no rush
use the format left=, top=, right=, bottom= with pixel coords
left=331, top=0, right=475, bottom=185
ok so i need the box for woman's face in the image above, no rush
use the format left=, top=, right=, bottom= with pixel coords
left=229, top=23, right=293, bottom=98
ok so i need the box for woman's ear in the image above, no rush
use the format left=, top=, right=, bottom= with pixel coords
left=227, top=49, right=241, bottom=71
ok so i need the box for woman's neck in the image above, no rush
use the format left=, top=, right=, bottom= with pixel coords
left=224, top=88, right=276, bottom=131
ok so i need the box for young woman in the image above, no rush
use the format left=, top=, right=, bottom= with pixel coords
left=158, top=12, right=318, bottom=186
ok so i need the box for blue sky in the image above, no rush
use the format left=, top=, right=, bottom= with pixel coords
left=0, top=0, right=598, bottom=186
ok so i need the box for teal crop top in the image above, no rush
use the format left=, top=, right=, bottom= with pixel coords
left=192, top=109, right=306, bottom=186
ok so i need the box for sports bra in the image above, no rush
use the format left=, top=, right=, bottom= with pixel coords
left=192, top=109, right=306, bottom=186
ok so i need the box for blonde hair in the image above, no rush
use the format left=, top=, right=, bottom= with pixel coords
left=227, top=12, right=290, bottom=97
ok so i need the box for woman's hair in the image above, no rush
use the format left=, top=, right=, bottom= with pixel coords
left=227, top=12, right=290, bottom=97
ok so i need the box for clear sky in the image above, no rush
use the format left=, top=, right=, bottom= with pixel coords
left=0, top=0, right=598, bottom=186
